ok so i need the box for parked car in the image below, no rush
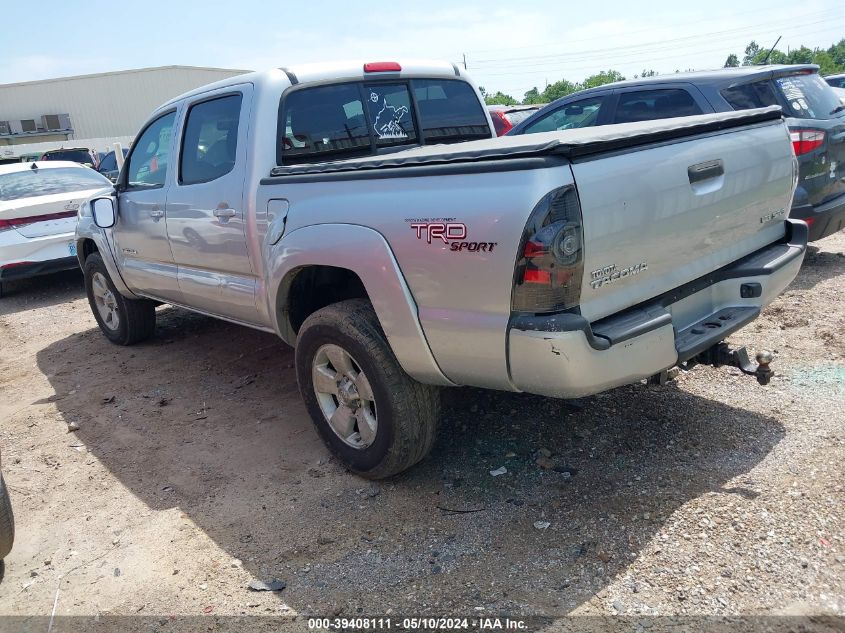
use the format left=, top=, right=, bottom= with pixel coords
left=0, top=451, right=13, bottom=566
left=824, top=73, right=845, bottom=88
left=77, top=61, right=803, bottom=479
left=96, top=148, right=129, bottom=182
left=487, top=104, right=545, bottom=135
left=39, top=147, right=100, bottom=169
left=0, top=161, right=111, bottom=297
left=509, top=65, right=845, bottom=242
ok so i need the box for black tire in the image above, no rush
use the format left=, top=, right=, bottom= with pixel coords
left=295, top=299, right=440, bottom=479
left=83, top=253, right=156, bottom=345
left=0, top=475, right=14, bottom=561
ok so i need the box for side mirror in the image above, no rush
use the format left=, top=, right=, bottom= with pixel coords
left=92, top=198, right=116, bottom=228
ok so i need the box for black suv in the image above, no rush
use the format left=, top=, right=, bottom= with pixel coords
left=510, top=65, right=845, bottom=242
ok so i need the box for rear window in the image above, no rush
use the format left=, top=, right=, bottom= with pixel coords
left=279, top=78, right=490, bottom=165
left=413, top=79, right=490, bottom=143
left=281, top=84, right=372, bottom=165
left=614, top=89, right=703, bottom=123
left=42, top=149, right=93, bottom=165
left=505, top=109, right=537, bottom=126
left=721, top=81, right=779, bottom=110
left=775, top=73, right=843, bottom=119
left=365, top=83, right=418, bottom=148
left=0, top=166, right=110, bottom=201
left=827, top=77, right=845, bottom=89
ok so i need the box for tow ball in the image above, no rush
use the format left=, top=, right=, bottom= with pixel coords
left=688, top=342, right=775, bottom=386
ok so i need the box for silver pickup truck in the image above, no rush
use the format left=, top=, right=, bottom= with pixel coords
left=76, top=61, right=807, bottom=478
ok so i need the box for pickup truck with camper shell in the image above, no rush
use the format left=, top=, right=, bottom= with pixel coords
left=75, top=60, right=807, bottom=478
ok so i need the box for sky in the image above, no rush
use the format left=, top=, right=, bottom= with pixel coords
left=1, top=0, right=842, bottom=100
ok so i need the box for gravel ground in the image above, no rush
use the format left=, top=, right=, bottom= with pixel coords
left=0, top=233, right=842, bottom=629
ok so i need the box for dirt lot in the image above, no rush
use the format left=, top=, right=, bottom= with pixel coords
left=0, top=233, right=843, bottom=627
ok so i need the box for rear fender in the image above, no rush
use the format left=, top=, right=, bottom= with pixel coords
left=267, top=223, right=453, bottom=387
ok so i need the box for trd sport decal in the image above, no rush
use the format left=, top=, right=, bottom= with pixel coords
left=408, top=220, right=498, bottom=253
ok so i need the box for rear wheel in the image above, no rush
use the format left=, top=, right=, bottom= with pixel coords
left=295, top=299, right=440, bottom=479
left=0, top=475, right=14, bottom=561
left=84, top=253, right=156, bottom=345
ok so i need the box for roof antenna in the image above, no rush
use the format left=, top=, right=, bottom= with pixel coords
left=30, top=161, right=38, bottom=170
left=761, top=36, right=782, bottom=65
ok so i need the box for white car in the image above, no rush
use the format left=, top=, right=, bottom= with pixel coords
left=0, top=161, right=111, bottom=297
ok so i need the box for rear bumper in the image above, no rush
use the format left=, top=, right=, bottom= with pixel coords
left=508, top=220, right=807, bottom=398
left=0, top=230, right=79, bottom=282
left=0, top=256, right=79, bottom=282
left=790, top=192, right=845, bottom=242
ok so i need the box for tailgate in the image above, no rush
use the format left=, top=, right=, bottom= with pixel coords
left=572, top=117, right=796, bottom=322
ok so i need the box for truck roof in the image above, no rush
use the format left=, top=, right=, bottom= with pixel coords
left=159, top=60, right=463, bottom=110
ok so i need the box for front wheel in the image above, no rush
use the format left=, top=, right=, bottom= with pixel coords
left=84, top=253, right=156, bottom=345
left=295, top=299, right=440, bottom=479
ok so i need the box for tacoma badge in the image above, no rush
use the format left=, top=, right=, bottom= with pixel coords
left=590, top=262, right=648, bottom=289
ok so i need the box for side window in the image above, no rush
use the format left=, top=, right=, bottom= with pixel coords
left=413, top=79, right=491, bottom=143
left=364, top=83, right=417, bottom=148
left=522, top=96, right=606, bottom=134
left=180, top=94, right=243, bottom=185
left=721, top=81, right=779, bottom=111
left=125, top=111, right=176, bottom=188
left=280, top=84, right=370, bottom=165
left=614, top=89, right=703, bottom=123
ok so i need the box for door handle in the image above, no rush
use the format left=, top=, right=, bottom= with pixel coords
left=149, top=209, right=164, bottom=218
left=688, top=159, right=724, bottom=184
left=213, top=208, right=237, bottom=219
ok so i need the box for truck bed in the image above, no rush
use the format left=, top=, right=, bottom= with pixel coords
left=267, top=107, right=783, bottom=178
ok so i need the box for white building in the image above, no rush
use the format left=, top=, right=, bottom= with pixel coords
left=0, top=65, right=250, bottom=157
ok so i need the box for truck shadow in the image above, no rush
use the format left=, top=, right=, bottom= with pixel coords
left=0, top=269, right=84, bottom=316
left=35, top=308, right=784, bottom=617
left=789, top=243, right=845, bottom=291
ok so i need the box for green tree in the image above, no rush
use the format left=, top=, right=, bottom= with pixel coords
left=484, top=91, right=518, bottom=106
left=724, top=54, right=739, bottom=68
left=522, top=87, right=543, bottom=104
left=542, top=79, right=579, bottom=102
left=743, top=41, right=761, bottom=65
left=787, top=46, right=815, bottom=64
left=581, top=69, right=625, bottom=89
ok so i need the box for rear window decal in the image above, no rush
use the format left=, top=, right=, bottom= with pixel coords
left=374, top=99, right=409, bottom=140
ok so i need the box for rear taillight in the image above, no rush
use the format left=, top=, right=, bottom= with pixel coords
left=491, top=111, right=513, bottom=136
left=790, top=129, right=825, bottom=155
left=0, top=210, right=78, bottom=232
left=512, top=186, right=584, bottom=313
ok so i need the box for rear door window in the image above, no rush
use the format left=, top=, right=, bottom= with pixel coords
left=522, top=95, right=607, bottom=134
left=413, top=79, right=491, bottom=143
left=721, top=81, right=779, bottom=110
left=614, top=88, right=703, bottom=123
left=774, top=73, right=843, bottom=119
left=281, top=84, right=371, bottom=165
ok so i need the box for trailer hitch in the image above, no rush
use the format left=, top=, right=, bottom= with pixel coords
left=686, top=342, right=775, bottom=385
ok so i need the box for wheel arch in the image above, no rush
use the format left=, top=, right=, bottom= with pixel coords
left=268, top=224, right=453, bottom=387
